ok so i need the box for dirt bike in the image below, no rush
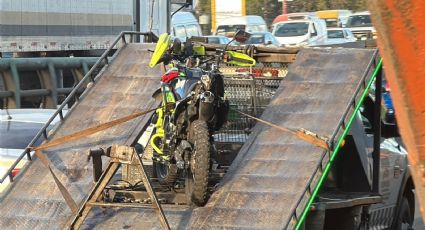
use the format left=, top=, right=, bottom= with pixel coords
left=147, top=30, right=255, bottom=206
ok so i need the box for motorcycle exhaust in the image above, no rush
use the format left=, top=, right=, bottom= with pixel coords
left=199, top=91, right=214, bottom=121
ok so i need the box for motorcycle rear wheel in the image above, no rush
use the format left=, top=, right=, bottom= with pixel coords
left=186, top=120, right=210, bottom=206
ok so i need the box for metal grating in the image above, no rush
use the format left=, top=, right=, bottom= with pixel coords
left=214, top=77, right=283, bottom=143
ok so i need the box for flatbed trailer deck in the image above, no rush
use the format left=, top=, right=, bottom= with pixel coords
left=0, top=33, right=381, bottom=229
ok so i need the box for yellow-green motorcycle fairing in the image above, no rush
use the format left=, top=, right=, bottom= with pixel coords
left=149, top=33, right=172, bottom=68
left=149, top=85, right=177, bottom=157
left=226, top=51, right=256, bottom=67
left=192, top=45, right=206, bottom=56
left=150, top=108, right=165, bottom=155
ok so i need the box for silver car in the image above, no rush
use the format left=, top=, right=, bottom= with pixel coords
left=0, top=109, right=66, bottom=193
left=326, top=28, right=357, bottom=45
left=204, top=36, right=231, bottom=44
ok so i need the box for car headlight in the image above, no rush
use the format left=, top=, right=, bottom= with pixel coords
left=299, top=41, right=309, bottom=47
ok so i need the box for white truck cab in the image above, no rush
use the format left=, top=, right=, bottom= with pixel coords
left=271, top=16, right=327, bottom=47
left=305, top=93, right=414, bottom=229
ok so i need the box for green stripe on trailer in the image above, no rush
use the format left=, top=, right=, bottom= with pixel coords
left=294, top=58, right=383, bottom=230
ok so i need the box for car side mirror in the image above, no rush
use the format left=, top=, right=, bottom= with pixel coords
left=311, top=31, right=317, bottom=37
left=266, top=40, right=272, bottom=45
left=233, top=29, right=251, bottom=43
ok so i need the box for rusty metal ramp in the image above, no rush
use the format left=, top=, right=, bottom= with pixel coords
left=73, top=48, right=380, bottom=230
left=189, top=48, right=380, bottom=229
left=0, top=42, right=160, bottom=229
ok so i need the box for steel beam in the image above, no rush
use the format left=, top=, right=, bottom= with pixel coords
left=368, top=0, right=425, bottom=220
left=0, top=57, right=101, bottom=108
left=9, top=64, right=21, bottom=108
left=0, top=57, right=98, bottom=70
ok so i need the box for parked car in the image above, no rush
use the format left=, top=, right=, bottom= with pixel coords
left=215, top=15, right=267, bottom=37
left=326, top=28, right=357, bottom=44
left=0, top=109, right=66, bottom=194
left=345, top=11, right=377, bottom=40
left=272, top=12, right=317, bottom=25
left=204, top=35, right=231, bottom=45
left=271, top=14, right=327, bottom=47
left=243, top=32, right=280, bottom=46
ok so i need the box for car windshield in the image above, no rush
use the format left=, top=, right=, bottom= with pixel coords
left=186, top=24, right=200, bottom=38
left=174, top=25, right=186, bottom=38
left=246, top=34, right=265, bottom=44
left=274, top=22, right=309, bottom=37
left=216, top=25, right=246, bottom=36
left=327, top=30, right=344, bottom=39
left=346, top=15, right=372, bottom=27
left=325, top=19, right=338, bottom=27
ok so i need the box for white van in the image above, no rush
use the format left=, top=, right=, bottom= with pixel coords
left=140, top=0, right=202, bottom=41
left=345, top=11, right=377, bottom=40
left=272, top=16, right=327, bottom=47
left=171, top=12, right=203, bottom=41
left=215, top=16, right=267, bottom=37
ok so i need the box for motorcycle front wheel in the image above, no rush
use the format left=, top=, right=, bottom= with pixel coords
left=186, top=120, right=210, bottom=206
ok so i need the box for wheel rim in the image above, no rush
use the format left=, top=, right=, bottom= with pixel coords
left=157, top=162, right=169, bottom=179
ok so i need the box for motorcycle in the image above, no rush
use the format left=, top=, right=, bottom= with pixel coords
left=147, top=30, right=255, bottom=206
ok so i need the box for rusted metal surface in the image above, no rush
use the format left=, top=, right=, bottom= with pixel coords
left=0, top=43, right=160, bottom=229
left=190, top=48, right=377, bottom=229
left=367, top=0, right=425, bottom=220
left=77, top=48, right=377, bottom=229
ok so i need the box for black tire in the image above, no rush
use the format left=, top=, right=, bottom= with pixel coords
left=153, top=161, right=177, bottom=186
left=394, top=197, right=413, bottom=230
left=186, top=120, right=210, bottom=206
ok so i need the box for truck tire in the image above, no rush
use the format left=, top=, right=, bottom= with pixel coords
left=186, top=120, right=210, bottom=206
left=394, top=197, right=413, bottom=230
